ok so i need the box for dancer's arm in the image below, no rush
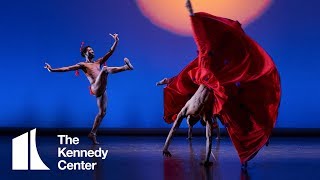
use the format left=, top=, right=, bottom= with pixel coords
left=156, top=77, right=174, bottom=86
left=98, top=33, right=119, bottom=65
left=186, top=0, right=194, bottom=16
left=44, top=62, right=81, bottom=72
left=163, top=110, right=185, bottom=156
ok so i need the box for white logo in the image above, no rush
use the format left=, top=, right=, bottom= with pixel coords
left=12, top=128, right=50, bottom=170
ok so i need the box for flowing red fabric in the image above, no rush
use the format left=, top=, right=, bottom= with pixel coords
left=163, top=12, right=281, bottom=163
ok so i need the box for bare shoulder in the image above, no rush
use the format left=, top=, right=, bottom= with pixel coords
left=95, top=57, right=103, bottom=64
left=75, top=62, right=85, bottom=68
left=94, top=60, right=102, bottom=65
left=77, top=62, right=85, bottom=66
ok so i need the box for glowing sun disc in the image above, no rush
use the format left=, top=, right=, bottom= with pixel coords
left=136, top=0, right=272, bottom=36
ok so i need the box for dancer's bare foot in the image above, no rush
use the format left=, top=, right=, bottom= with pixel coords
left=124, top=58, right=134, bottom=70
left=88, top=132, right=100, bottom=145
left=266, top=139, right=270, bottom=146
left=162, top=150, right=172, bottom=157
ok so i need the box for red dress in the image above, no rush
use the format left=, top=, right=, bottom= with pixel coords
left=163, top=12, right=281, bottom=163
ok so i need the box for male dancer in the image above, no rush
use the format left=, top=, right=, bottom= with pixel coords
left=44, top=33, right=134, bottom=144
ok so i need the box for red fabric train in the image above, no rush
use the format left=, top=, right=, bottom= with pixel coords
left=163, top=12, right=281, bottom=163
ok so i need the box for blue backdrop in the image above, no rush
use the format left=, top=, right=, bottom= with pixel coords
left=0, top=0, right=319, bottom=128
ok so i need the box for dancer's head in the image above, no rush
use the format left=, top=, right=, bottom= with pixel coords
left=81, top=46, right=95, bottom=59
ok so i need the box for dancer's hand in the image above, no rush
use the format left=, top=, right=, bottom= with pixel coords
left=185, top=0, right=194, bottom=16
left=109, top=33, right=119, bottom=41
left=44, top=62, right=52, bottom=72
left=156, top=78, right=169, bottom=86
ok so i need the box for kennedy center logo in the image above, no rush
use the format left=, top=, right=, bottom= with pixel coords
left=12, top=128, right=50, bottom=170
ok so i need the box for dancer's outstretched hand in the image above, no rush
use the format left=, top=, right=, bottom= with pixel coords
left=109, top=33, right=119, bottom=41
left=44, top=62, right=52, bottom=72
left=156, top=78, right=169, bottom=86
left=185, top=0, right=194, bottom=16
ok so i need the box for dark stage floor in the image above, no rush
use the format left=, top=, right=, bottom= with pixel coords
left=1, top=135, right=320, bottom=180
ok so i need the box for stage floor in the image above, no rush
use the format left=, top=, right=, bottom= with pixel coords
left=1, top=135, right=320, bottom=179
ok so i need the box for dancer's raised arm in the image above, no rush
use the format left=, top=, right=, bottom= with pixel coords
left=97, top=33, right=119, bottom=65
left=186, top=0, right=194, bottom=16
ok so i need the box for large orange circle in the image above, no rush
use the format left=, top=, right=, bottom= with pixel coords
left=136, top=0, right=272, bottom=36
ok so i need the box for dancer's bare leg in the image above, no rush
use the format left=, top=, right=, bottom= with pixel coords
left=187, top=116, right=200, bottom=140
left=215, top=125, right=221, bottom=140
left=214, top=116, right=221, bottom=140
left=91, top=58, right=133, bottom=94
left=90, top=65, right=108, bottom=97
left=202, top=114, right=213, bottom=166
left=92, top=57, right=133, bottom=90
left=187, top=116, right=193, bottom=140
left=88, top=92, right=107, bottom=145
left=87, top=65, right=107, bottom=144
left=88, top=58, right=133, bottom=144
left=105, top=58, right=134, bottom=74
